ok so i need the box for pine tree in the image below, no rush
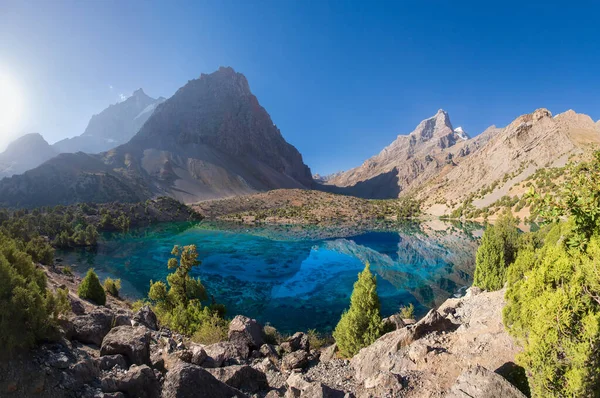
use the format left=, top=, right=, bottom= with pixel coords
left=78, top=268, right=106, bottom=305
left=333, top=262, right=383, bottom=357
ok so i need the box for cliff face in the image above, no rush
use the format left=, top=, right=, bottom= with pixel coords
left=0, top=67, right=313, bottom=207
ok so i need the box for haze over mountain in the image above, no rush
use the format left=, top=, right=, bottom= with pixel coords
left=0, top=67, right=313, bottom=207
left=53, top=89, right=165, bottom=154
left=0, top=133, right=58, bottom=179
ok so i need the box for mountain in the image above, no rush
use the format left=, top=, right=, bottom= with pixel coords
left=0, top=67, right=313, bottom=207
left=0, top=133, right=58, bottom=179
left=53, top=89, right=165, bottom=154
left=421, top=108, right=600, bottom=214
left=323, top=110, right=494, bottom=198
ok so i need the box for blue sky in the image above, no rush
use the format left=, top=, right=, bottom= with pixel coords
left=0, top=0, right=599, bottom=174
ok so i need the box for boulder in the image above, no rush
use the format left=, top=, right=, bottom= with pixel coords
left=446, top=365, right=527, bottom=398
left=207, top=365, right=268, bottom=393
left=382, top=314, right=406, bottom=331
left=174, top=350, right=193, bottom=363
left=161, top=362, right=247, bottom=398
left=438, top=297, right=462, bottom=316
left=101, top=326, right=151, bottom=366
left=228, top=316, right=265, bottom=356
left=285, top=374, right=345, bottom=398
left=101, top=364, right=160, bottom=398
left=280, top=332, right=309, bottom=353
left=96, top=354, right=128, bottom=371
left=259, top=344, right=279, bottom=361
left=203, top=341, right=243, bottom=368
left=69, top=296, right=86, bottom=315
left=363, top=371, right=404, bottom=396
left=133, top=305, right=158, bottom=331
left=320, top=344, right=337, bottom=363
left=351, top=327, right=414, bottom=383
left=281, top=350, right=310, bottom=371
left=190, top=344, right=208, bottom=366
left=70, top=307, right=115, bottom=346
left=412, top=309, right=455, bottom=339
left=113, top=309, right=133, bottom=327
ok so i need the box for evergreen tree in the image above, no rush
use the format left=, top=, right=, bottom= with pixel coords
left=78, top=268, right=106, bottom=305
left=473, top=211, right=519, bottom=291
left=333, top=262, right=383, bottom=357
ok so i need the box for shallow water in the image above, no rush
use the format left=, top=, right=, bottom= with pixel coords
left=59, top=221, right=480, bottom=333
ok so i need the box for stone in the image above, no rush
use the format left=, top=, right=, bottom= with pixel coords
left=228, top=315, right=265, bottom=356
left=403, top=319, right=416, bottom=325
left=300, top=382, right=345, bottom=398
left=101, top=364, right=160, bottom=398
left=407, top=340, right=430, bottom=363
left=446, top=365, right=527, bottom=398
left=190, top=344, right=208, bottom=366
left=174, top=350, right=193, bottom=363
left=438, top=297, right=462, bottom=316
left=69, top=296, right=86, bottom=315
left=320, top=344, right=337, bottom=363
left=363, top=371, right=403, bottom=397
left=280, top=332, right=309, bottom=353
left=382, top=314, right=406, bottom=331
left=133, top=305, right=158, bottom=331
left=281, top=351, right=310, bottom=371
left=412, top=309, right=455, bottom=339
left=101, top=326, right=151, bottom=366
left=207, top=365, right=268, bottom=393
left=464, top=286, right=483, bottom=298
left=70, top=307, right=115, bottom=346
left=203, top=341, right=243, bottom=368
left=259, top=344, right=279, bottom=361
left=96, top=354, right=128, bottom=371
left=161, top=362, right=247, bottom=398
left=113, top=309, right=133, bottom=327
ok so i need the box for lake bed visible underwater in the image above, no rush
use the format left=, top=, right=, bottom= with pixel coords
left=60, top=221, right=480, bottom=333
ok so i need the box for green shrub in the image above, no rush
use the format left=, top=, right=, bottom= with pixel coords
left=306, top=329, right=331, bottom=350
left=0, top=234, right=69, bottom=355
left=147, top=245, right=225, bottom=337
left=62, top=265, right=74, bottom=276
left=473, top=211, right=519, bottom=291
left=399, top=303, right=415, bottom=320
left=78, top=269, right=106, bottom=305
left=264, top=324, right=281, bottom=345
left=103, top=277, right=121, bottom=297
left=333, top=262, right=383, bottom=357
left=191, top=312, right=229, bottom=345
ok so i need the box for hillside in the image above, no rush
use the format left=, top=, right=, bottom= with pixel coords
left=0, top=67, right=313, bottom=207
left=422, top=108, right=600, bottom=216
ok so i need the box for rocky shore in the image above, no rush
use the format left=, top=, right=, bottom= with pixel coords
left=0, top=265, right=527, bottom=398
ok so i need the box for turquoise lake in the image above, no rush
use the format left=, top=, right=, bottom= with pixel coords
left=59, top=221, right=481, bottom=333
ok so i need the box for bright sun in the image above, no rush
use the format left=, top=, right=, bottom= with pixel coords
left=0, top=72, right=24, bottom=135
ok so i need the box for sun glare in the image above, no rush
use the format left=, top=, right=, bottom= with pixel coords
left=0, top=72, right=24, bottom=135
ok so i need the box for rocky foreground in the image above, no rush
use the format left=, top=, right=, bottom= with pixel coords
left=0, top=266, right=527, bottom=398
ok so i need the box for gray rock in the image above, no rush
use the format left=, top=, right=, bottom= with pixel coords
left=161, top=362, right=247, bottom=398
left=71, top=307, right=115, bottom=346
left=382, top=314, right=406, bottom=331
left=446, top=365, right=526, bottom=398
left=96, top=354, right=128, bottom=371
left=228, top=315, right=265, bottom=357
left=412, top=309, right=455, bottom=339
left=101, top=326, right=151, bottom=366
left=207, top=365, right=268, bottom=393
left=280, top=332, right=309, bottom=353
left=203, top=341, right=243, bottom=368
left=101, top=364, right=160, bottom=398
left=190, top=344, right=207, bottom=366
left=69, top=296, right=86, bottom=315
left=259, top=344, right=279, bottom=361
left=363, top=371, right=403, bottom=396
left=113, top=309, right=133, bottom=327
left=133, top=305, right=158, bottom=331
left=281, top=351, right=310, bottom=371
left=320, top=344, right=337, bottom=363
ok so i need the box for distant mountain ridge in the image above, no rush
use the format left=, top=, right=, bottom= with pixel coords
left=0, top=133, right=58, bottom=179
left=322, top=109, right=493, bottom=199
left=53, top=89, right=165, bottom=154
left=0, top=67, right=313, bottom=207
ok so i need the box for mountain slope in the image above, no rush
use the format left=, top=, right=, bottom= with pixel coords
left=0, top=67, right=313, bottom=207
left=323, top=110, right=494, bottom=199
left=53, top=89, right=165, bottom=154
left=0, top=133, right=58, bottom=179
left=422, top=108, right=600, bottom=215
